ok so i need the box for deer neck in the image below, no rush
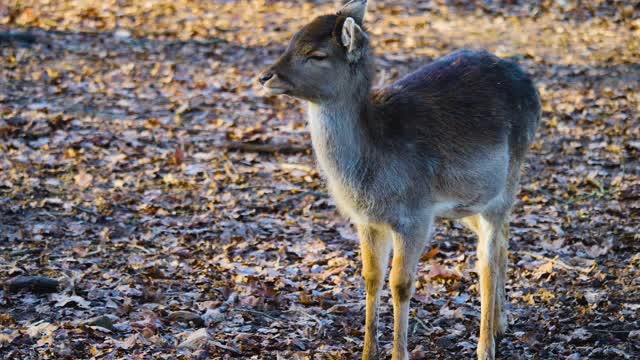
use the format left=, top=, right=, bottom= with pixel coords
left=307, top=95, right=374, bottom=183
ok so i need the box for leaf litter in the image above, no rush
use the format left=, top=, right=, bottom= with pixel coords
left=0, top=0, right=639, bottom=358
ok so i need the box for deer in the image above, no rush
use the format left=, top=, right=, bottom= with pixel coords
left=257, top=1, right=541, bottom=359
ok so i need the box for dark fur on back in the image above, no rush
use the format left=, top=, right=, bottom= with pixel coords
left=371, top=50, right=540, bottom=167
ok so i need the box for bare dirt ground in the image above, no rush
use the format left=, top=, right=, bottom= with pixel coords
left=1, top=1, right=639, bottom=359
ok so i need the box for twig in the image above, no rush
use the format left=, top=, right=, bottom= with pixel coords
left=412, top=314, right=431, bottom=332
left=73, top=205, right=101, bottom=217
left=234, top=308, right=279, bottom=321
left=517, top=251, right=592, bottom=273
left=274, top=190, right=327, bottom=207
left=284, top=309, right=324, bottom=332
left=253, top=190, right=327, bottom=211
left=280, top=163, right=314, bottom=173
left=128, top=244, right=153, bottom=254
left=375, top=69, right=388, bottom=89
left=221, top=141, right=310, bottom=154
left=587, top=328, right=630, bottom=334
left=326, top=301, right=365, bottom=314
left=209, top=340, right=241, bottom=354
left=163, top=38, right=228, bottom=47
left=566, top=190, right=612, bottom=205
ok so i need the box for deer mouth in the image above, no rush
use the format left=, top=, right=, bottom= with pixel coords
left=262, top=86, right=288, bottom=96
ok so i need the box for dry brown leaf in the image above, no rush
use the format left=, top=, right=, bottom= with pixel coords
left=25, top=322, right=58, bottom=338
left=532, top=261, right=555, bottom=280
left=426, top=263, right=463, bottom=281
left=116, top=333, right=139, bottom=350
left=422, top=246, right=440, bottom=261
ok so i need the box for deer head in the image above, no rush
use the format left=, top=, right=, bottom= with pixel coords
left=258, top=0, right=374, bottom=103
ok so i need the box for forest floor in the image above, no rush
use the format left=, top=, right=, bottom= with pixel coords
left=1, top=1, right=639, bottom=359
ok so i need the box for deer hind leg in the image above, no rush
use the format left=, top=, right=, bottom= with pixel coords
left=494, top=223, right=509, bottom=336
left=462, top=213, right=504, bottom=360
left=389, top=218, right=433, bottom=360
left=357, top=224, right=392, bottom=360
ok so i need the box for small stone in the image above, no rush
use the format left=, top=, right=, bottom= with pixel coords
left=178, top=328, right=210, bottom=350
left=410, top=345, right=426, bottom=359
left=435, top=334, right=458, bottom=350
left=202, top=307, right=226, bottom=327
left=114, top=29, right=131, bottom=39
left=84, top=315, right=115, bottom=331
left=168, top=311, right=204, bottom=327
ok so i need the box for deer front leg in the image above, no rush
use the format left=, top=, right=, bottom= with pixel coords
left=389, top=219, right=432, bottom=360
left=357, top=224, right=392, bottom=360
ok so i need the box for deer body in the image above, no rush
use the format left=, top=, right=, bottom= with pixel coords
left=259, top=1, right=541, bottom=359
left=307, top=49, right=538, bottom=229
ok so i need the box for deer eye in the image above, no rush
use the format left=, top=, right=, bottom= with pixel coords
left=307, top=52, right=328, bottom=62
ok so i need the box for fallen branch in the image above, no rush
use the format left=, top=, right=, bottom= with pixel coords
left=517, top=251, right=592, bottom=274
left=221, top=141, right=310, bottom=154
left=6, top=276, right=59, bottom=294
left=587, top=328, right=630, bottom=334
left=0, top=32, right=37, bottom=45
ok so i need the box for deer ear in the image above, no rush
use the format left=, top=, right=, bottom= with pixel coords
left=341, top=17, right=368, bottom=63
left=337, top=0, right=368, bottom=24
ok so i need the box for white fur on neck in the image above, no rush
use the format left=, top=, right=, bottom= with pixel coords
left=307, top=101, right=364, bottom=176
left=307, top=101, right=368, bottom=222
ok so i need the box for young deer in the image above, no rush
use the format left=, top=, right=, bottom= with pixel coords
left=258, top=1, right=541, bottom=359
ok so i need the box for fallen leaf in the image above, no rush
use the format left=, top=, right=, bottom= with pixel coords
left=584, top=244, right=608, bottom=258
left=422, top=246, right=440, bottom=261
left=532, top=261, right=555, bottom=280
left=52, top=294, right=91, bottom=309
left=74, top=171, right=93, bottom=189
left=426, top=263, right=463, bottom=281
left=438, top=306, right=463, bottom=319
left=0, top=331, right=19, bottom=345
left=26, top=322, right=58, bottom=338
left=115, top=333, right=139, bottom=350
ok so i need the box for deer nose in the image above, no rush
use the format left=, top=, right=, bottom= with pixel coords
left=259, top=72, right=275, bottom=85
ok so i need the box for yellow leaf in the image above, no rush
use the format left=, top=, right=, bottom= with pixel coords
left=605, top=144, right=622, bottom=154
left=46, top=67, right=60, bottom=80
left=533, top=261, right=554, bottom=279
